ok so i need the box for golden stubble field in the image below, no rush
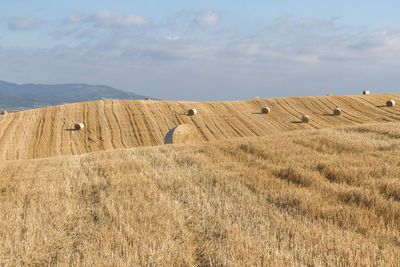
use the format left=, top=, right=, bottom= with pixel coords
left=0, top=93, right=398, bottom=160
left=1, top=120, right=400, bottom=266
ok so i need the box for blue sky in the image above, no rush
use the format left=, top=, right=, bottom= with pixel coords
left=0, top=1, right=399, bottom=100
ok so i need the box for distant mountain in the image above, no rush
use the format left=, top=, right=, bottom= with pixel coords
left=0, top=81, right=152, bottom=110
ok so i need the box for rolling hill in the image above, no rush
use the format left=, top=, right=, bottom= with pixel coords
left=0, top=93, right=398, bottom=160
left=1, top=93, right=400, bottom=265
left=0, top=80, right=150, bottom=109
left=1, top=121, right=400, bottom=265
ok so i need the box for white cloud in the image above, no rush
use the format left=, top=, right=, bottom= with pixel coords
left=64, top=12, right=83, bottom=24
left=195, top=11, right=219, bottom=26
left=8, top=16, right=41, bottom=31
left=90, top=9, right=149, bottom=27
left=3, top=14, right=400, bottom=100
left=164, top=36, right=181, bottom=41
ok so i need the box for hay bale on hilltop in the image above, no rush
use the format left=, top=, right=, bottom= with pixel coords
left=333, top=108, right=342, bottom=116
left=188, top=109, right=197, bottom=116
left=74, top=123, right=85, bottom=130
left=386, top=100, right=396, bottom=107
left=261, top=107, right=270, bottom=114
left=301, top=115, right=310, bottom=123
left=363, top=90, right=370, bottom=95
left=164, top=124, right=201, bottom=145
left=254, top=96, right=260, bottom=100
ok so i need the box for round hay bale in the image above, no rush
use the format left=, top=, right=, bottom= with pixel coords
left=188, top=109, right=197, bottom=116
left=261, top=107, right=270, bottom=114
left=363, top=90, right=370, bottom=95
left=333, top=107, right=341, bottom=116
left=301, top=115, right=310, bottom=123
left=164, top=124, right=201, bottom=145
left=386, top=100, right=396, bottom=107
left=254, top=96, right=260, bottom=100
left=74, top=123, right=85, bottom=130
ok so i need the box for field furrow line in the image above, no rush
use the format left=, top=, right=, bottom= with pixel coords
left=20, top=111, right=39, bottom=159
left=234, top=102, right=268, bottom=136
left=204, top=103, right=229, bottom=139
left=0, top=114, right=17, bottom=160
left=110, top=100, right=127, bottom=148
left=220, top=103, right=250, bottom=137
left=125, top=104, right=144, bottom=146
left=142, top=102, right=168, bottom=144
left=204, top=102, right=237, bottom=139
left=102, top=101, right=117, bottom=149
left=280, top=98, right=318, bottom=129
left=315, top=96, right=361, bottom=125
left=139, top=103, right=158, bottom=146
left=296, top=97, right=334, bottom=127
left=323, top=97, right=365, bottom=123
left=333, top=96, right=374, bottom=122
left=354, top=95, right=400, bottom=120
left=32, top=111, right=46, bottom=158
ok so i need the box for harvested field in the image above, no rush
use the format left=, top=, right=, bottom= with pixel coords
left=1, top=121, right=400, bottom=265
left=0, top=94, right=398, bottom=160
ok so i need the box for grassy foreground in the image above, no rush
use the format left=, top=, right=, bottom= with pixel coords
left=1, top=122, right=400, bottom=265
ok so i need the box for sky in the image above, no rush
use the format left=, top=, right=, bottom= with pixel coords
left=0, top=1, right=400, bottom=100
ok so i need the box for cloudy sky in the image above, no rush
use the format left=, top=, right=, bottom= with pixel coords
left=1, top=1, right=399, bottom=100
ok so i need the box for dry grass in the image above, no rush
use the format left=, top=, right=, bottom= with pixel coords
left=1, top=121, right=400, bottom=265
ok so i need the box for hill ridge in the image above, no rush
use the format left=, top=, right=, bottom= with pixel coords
left=0, top=93, right=399, bottom=160
left=0, top=80, right=150, bottom=109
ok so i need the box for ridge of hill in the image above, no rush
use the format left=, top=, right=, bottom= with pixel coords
left=0, top=93, right=399, bottom=160
left=1, top=122, right=400, bottom=265
left=0, top=80, right=150, bottom=109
